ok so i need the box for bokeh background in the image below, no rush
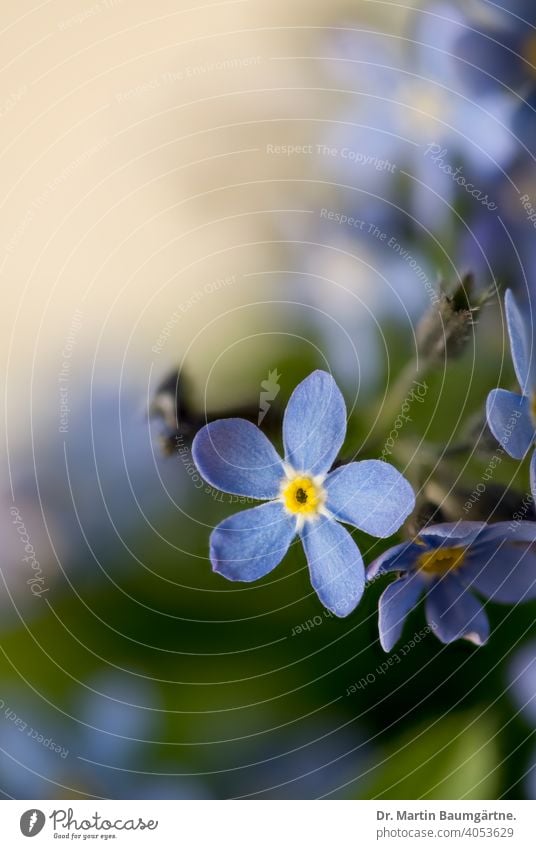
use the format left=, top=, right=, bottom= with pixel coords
left=2, top=0, right=536, bottom=799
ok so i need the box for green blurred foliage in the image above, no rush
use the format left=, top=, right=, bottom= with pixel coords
left=1, top=318, right=535, bottom=800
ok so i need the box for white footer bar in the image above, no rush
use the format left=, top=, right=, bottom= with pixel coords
left=1, top=800, right=532, bottom=848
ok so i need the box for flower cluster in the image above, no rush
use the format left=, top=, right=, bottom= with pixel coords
left=177, top=2, right=536, bottom=656
left=193, top=368, right=536, bottom=649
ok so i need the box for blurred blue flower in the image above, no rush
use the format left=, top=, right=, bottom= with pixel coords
left=508, top=640, right=536, bottom=798
left=193, top=370, right=415, bottom=617
left=486, top=290, right=536, bottom=489
left=456, top=149, right=536, bottom=302
left=287, top=219, right=436, bottom=393
left=368, top=520, right=536, bottom=650
left=2, top=388, right=187, bottom=620
left=0, top=690, right=72, bottom=800
left=453, top=0, right=536, bottom=154
left=229, top=718, right=371, bottom=799
left=74, top=670, right=210, bottom=800
left=0, top=672, right=210, bottom=800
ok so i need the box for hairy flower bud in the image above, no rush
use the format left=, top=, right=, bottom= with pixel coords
left=150, top=369, right=199, bottom=454
left=151, top=368, right=281, bottom=455
left=425, top=477, right=535, bottom=524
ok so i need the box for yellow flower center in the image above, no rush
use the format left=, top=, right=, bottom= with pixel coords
left=523, top=33, right=536, bottom=79
left=417, top=545, right=466, bottom=576
left=281, top=475, right=325, bottom=516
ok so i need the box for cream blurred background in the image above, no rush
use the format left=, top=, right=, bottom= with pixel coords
left=1, top=0, right=415, bottom=464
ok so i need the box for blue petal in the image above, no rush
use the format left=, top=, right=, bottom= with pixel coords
left=325, top=460, right=415, bottom=537
left=462, top=541, right=536, bottom=603
left=425, top=576, right=490, bottom=645
left=77, top=672, right=157, bottom=765
left=283, top=370, right=346, bottom=476
left=413, top=2, right=465, bottom=83
left=192, top=419, right=284, bottom=498
left=478, top=520, right=536, bottom=544
left=378, top=573, right=425, bottom=652
left=324, top=27, right=404, bottom=89
left=486, top=389, right=535, bottom=459
left=210, top=502, right=296, bottom=581
left=505, top=288, right=533, bottom=393
left=299, top=516, right=365, bottom=617
left=367, top=541, right=424, bottom=580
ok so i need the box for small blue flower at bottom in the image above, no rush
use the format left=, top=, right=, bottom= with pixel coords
left=486, top=289, right=536, bottom=496
left=192, top=370, right=415, bottom=617
left=368, top=521, right=536, bottom=651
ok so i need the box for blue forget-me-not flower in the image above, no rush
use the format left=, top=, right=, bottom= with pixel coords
left=486, top=289, right=536, bottom=494
left=192, top=370, right=415, bottom=617
left=368, top=520, right=536, bottom=650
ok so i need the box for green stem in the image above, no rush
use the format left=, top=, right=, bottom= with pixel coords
left=358, top=358, right=432, bottom=460
left=377, top=359, right=429, bottom=429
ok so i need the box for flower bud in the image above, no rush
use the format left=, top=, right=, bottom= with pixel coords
left=151, top=368, right=281, bottom=455
left=416, top=273, right=491, bottom=362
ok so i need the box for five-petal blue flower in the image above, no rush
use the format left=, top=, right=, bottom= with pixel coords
left=192, top=370, right=415, bottom=617
left=486, top=289, right=536, bottom=492
left=368, top=520, right=536, bottom=650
